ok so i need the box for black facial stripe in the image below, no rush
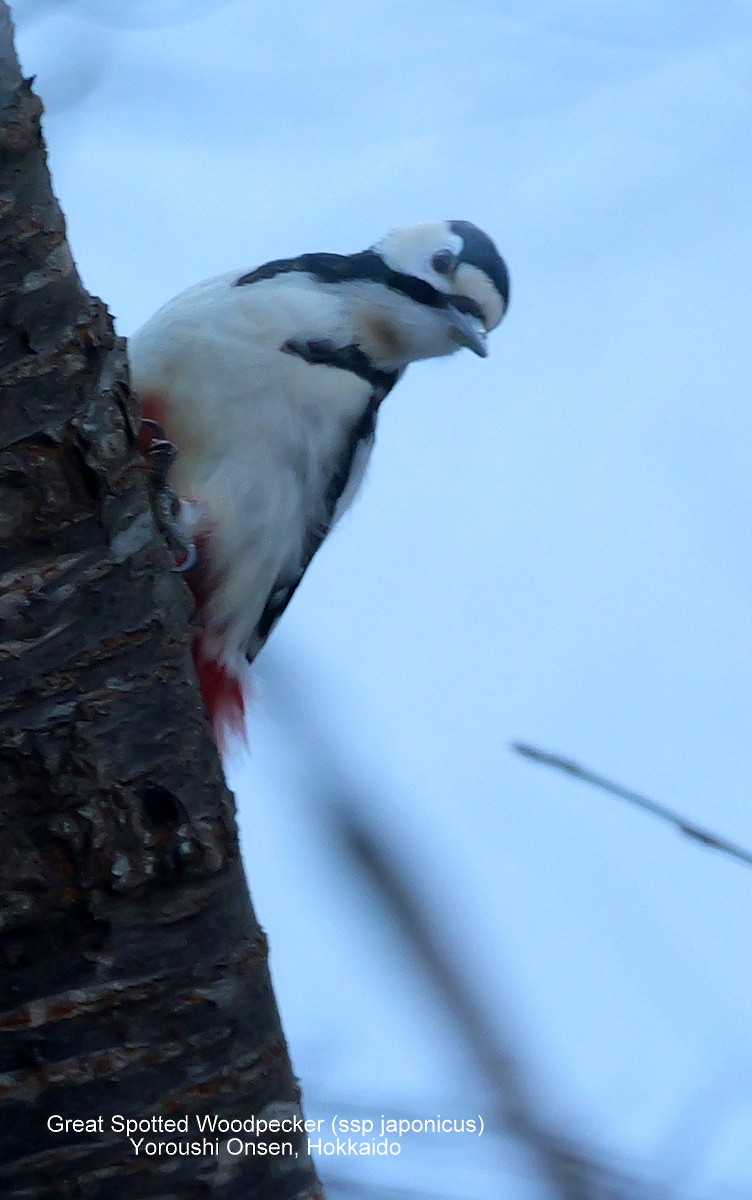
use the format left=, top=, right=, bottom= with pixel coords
left=236, top=249, right=448, bottom=310
left=449, top=220, right=510, bottom=307
left=449, top=295, right=485, bottom=324
left=281, top=337, right=399, bottom=393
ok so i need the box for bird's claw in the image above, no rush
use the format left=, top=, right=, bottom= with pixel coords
left=171, top=540, right=198, bottom=573
left=139, top=418, right=196, bottom=573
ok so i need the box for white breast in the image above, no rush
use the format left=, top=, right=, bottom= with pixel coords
left=129, top=271, right=375, bottom=660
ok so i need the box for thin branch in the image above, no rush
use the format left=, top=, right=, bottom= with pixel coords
left=334, top=804, right=645, bottom=1200
left=513, top=743, right=752, bottom=871
left=262, top=657, right=659, bottom=1198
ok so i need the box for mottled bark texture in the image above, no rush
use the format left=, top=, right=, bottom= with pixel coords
left=0, top=8, right=320, bottom=1198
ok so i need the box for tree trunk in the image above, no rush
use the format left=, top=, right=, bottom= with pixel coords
left=0, top=7, right=321, bottom=1197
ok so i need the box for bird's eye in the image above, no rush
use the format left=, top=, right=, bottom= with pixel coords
left=431, top=249, right=455, bottom=275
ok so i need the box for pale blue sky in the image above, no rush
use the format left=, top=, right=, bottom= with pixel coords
left=15, top=2, right=752, bottom=1195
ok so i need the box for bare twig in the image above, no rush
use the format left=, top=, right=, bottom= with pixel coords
left=513, top=743, right=752, bottom=871
left=335, top=804, right=627, bottom=1200
left=261, top=657, right=657, bottom=1197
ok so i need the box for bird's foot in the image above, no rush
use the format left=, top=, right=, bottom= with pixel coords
left=138, top=418, right=197, bottom=572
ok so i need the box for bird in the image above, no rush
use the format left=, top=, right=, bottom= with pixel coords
left=129, top=220, right=509, bottom=746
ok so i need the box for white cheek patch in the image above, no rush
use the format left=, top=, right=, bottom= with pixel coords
left=455, top=262, right=506, bottom=331
left=377, top=222, right=463, bottom=282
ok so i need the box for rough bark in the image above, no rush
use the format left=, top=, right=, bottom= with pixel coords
left=0, top=7, right=321, bottom=1197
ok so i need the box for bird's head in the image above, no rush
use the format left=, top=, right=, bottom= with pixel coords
left=372, top=220, right=509, bottom=360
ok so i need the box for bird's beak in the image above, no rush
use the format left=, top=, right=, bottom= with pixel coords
left=447, top=304, right=488, bottom=357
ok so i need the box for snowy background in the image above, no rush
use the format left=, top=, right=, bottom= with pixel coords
left=13, top=1, right=752, bottom=1196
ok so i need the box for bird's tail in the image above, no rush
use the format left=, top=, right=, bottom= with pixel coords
left=182, top=536, right=248, bottom=753
left=192, top=633, right=247, bottom=753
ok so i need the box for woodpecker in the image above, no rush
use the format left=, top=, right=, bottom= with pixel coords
left=129, top=220, right=509, bottom=745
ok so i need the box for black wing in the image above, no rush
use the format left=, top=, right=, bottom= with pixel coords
left=245, top=341, right=400, bottom=662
